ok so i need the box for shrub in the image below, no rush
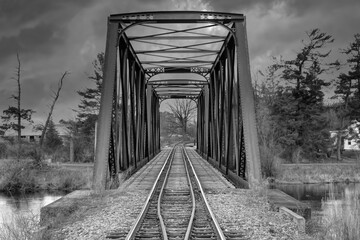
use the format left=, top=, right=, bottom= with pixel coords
left=0, top=160, right=92, bottom=193
left=46, top=169, right=89, bottom=191
left=260, top=144, right=282, bottom=178
left=0, top=142, right=7, bottom=158
left=3, top=141, right=39, bottom=160
left=0, top=160, right=38, bottom=193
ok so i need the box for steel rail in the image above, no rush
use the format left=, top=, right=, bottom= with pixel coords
left=124, top=148, right=174, bottom=240
left=157, top=146, right=196, bottom=240
left=182, top=147, right=196, bottom=240
left=182, top=147, right=227, bottom=240
left=156, top=147, right=177, bottom=240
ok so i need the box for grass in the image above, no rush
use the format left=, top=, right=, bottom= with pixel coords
left=276, top=163, right=360, bottom=183
left=0, top=159, right=93, bottom=193
left=0, top=213, right=42, bottom=240
left=315, top=185, right=360, bottom=240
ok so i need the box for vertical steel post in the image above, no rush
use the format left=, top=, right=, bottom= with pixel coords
left=209, top=74, right=216, bottom=160
left=129, top=61, right=136, bottom=167
left=225, top=46, right=234, bottom=174
left=203, top=85, right=210, bottom=156
left=93, top=20, right=118, bottom=192
left=146, top=85, right=153, bottom=157
left=234, top=19, right=261, bottom=187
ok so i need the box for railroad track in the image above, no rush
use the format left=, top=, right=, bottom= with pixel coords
left=118, top=146, right=226, bottom=240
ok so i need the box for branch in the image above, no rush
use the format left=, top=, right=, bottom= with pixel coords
left=40, top=71, right=68, bottom=147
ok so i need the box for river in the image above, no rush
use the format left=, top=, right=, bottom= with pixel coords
left=272, top=182, right=360, bottom=211
left=272, top=182, right=360, bottom=236
left=0, top=191, right=65, bottom=226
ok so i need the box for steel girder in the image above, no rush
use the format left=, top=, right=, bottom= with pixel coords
left=93, top=22, right=160, bottom=191
left=197, top=20, right=261, bottom=188
left=93, top=11, right=261, bottom=191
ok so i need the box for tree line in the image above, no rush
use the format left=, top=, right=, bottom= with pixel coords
left=0, top=53, right=67, bottom=162
left=0, top=51, right=197, bottom=162
left=0, top=52, right=103, bottom=163
left=255, top=29, right=360, bottom=176
left=1, top=28, right=359, bottom=168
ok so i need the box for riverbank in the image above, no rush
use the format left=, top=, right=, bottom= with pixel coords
left=0, top=159, right=93, bottom=193
left=274, top=163, right=360, bottom=184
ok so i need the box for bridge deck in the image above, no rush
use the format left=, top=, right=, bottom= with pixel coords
left=42, top=148, right=310, bottom=239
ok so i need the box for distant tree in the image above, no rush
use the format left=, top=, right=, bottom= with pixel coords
left=73, top=52, right=104, bottom=158
left=332, top=33, right=360, bottom=160
left=335, top=34, right=360, bottom=120
left=39, top=71, right=68, bottom=148
left=0, top=54, right=35, bottom=159
left=254, top=63, right=284, bottom=176
left=167, top=99, right=197, bottom=136
left=60, top=53, right=103, bottom=162
left=160, top=111, right=178, bottom=137
left=59, top=119, right=94, bottom=162
left=77, top=52, right=104, bottom=124
left=44, top=119, right=63, bottom=153
left=272, top=29, right=336, bottom=161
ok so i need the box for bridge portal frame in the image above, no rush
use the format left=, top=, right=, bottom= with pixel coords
left=93, top=11, right=261, bottom=191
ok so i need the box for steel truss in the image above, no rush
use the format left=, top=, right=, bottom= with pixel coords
left=93, top=11, right=261, bottom=191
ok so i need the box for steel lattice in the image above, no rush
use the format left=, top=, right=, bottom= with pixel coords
left=93, top=11, right=261, bottom=190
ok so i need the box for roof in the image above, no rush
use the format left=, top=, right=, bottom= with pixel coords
left=330, top=120, right=360, bottom=140
left=109, top=11, right=244, bottom=100
left=3, top=124, right=67, bottom=137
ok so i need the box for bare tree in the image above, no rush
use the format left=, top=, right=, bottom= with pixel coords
left=0, top=54, right=35, bottom=159
left=15, top=53, right=21, bottom=144
left=167, top=99, right=197, bottom=135
left=39, top=71, right=68, bottom=148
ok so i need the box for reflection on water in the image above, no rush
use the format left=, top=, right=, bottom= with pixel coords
left=271, top=182, right=360, bottom=211
left=0, top=191, right=64, bottom=225
left=273, top=182, right=360, bottom=237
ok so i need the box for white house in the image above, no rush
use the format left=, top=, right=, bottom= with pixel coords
left=330, top=120, right=360, bottom=151
left=3, top=127, right=42, bottom=142
left=344, top=120, right=360, bottom=150
left=1, top=124, right=67, bottom=143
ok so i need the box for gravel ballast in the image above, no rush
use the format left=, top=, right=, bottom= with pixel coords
left=206, top=189, right=313, bottom=240
left=45, top=190, right=148, bottom=239
left=43, top=148, right=314, bottom=239
left=46, top=189, right=314, bottom=239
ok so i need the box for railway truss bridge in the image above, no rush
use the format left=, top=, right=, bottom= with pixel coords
left=93, top=11, right=261, bottom=192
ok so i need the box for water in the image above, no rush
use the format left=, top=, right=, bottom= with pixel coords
left=272, top=182, right=360, bottom=212
left=273, top=182, right=360, bottom=237
left=0, top=191, right=65, bottom=225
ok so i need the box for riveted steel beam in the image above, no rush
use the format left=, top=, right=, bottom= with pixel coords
left=234, top=19, right=261, bottom=187
left=93, top=21, right=119, bottom=192
left=109, top=11, right=244, bottom=23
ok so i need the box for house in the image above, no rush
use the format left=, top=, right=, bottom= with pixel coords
left=1, top=124, right=68, bottom=143
left=3, top=127, right=42, bottom=142
left=330, top=120, right=360, bottom=151
left=344, top=120, right=360, bottom=150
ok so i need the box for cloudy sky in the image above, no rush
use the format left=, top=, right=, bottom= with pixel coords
left=0, top=0, right=359, bottom=126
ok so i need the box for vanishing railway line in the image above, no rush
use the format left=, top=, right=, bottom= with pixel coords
left=122, top=146, right=226, bottom=240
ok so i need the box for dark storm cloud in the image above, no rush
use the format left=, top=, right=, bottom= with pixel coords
left=21, top=77, right=49, bottom=109
left=204, top=0, right=360, bottom=17
left=135, top=0, right=166, bottom=3
left=202, top=0, right=275, bottom=12
left=279, top=0, right=360, bottom=17
left=0, top=0, right=95, bottom=27
left=0, top=23, right=66, bottom=64
left=0, top=0, right=96, bottom=63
